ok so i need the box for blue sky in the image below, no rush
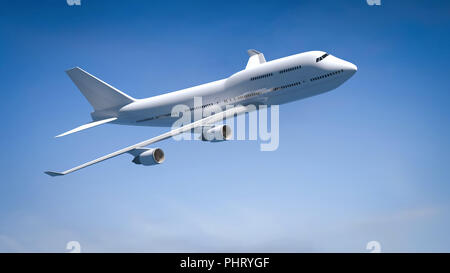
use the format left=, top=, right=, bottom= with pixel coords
left=0, top=0, right=449, bottom=252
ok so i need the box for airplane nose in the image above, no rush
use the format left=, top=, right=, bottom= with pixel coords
left=341, top=61, right=357, bottom=77
left=344, top=62, right=357, bottom=73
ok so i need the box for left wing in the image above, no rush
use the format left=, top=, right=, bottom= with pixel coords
left=45, top=105, right=250, bottom=176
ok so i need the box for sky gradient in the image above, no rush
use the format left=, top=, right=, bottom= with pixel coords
left=0, top=0, right=449, bottom=252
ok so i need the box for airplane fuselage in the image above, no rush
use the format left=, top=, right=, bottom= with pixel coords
left=93, top=50, right=357, bottom=127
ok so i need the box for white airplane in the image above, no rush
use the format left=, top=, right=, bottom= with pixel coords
left=46, top=49, right=357, bottom=176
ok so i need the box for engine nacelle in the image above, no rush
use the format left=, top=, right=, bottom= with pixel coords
left=132, top=148, right=165, bottom=166
left=201, top=125, right=232, bottom=142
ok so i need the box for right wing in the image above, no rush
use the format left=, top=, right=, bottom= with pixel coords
left=45, top=105, right=250, bottom=176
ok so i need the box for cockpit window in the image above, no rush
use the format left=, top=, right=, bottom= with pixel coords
left=316, top=53, right=329, bottom=63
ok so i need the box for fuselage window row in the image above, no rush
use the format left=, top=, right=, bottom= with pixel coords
left=273, top=81, right=302, bottom=91
left=279, top=65, right=301, bottom=74
left=250, top=72, right=273, bottom=81
left=310, top=69, right=344, bottom=82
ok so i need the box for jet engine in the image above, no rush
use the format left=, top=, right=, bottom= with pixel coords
left=201, top=125, right=232, bottom=142
left=132, top=148, right=165, bottom=166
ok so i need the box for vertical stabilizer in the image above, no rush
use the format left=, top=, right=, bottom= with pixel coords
left=66, top=67, right=135, bottom=111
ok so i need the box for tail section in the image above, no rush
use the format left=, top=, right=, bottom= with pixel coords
left=66, top=67, right=135, bottom=111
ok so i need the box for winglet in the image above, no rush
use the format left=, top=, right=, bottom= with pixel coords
left=246, top=49, right=266, bottom=69
left=45, top=171, right=65, bottom=177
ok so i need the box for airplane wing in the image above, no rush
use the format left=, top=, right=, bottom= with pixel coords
left=45, top=105, right=250, bottom=176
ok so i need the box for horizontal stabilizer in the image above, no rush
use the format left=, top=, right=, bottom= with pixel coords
left=55, top=117, right=117, bottom=138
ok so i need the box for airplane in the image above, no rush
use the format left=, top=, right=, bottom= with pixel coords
left=45, top=49, right=357, bottom=176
